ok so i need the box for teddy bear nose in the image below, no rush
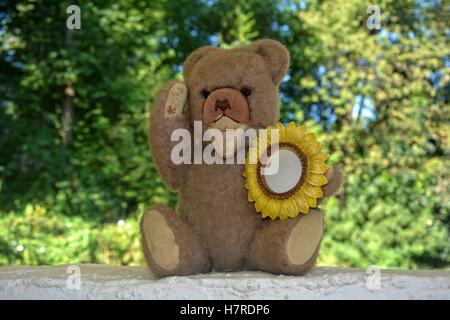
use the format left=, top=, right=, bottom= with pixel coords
left=215, top=99, right=230, bottom=111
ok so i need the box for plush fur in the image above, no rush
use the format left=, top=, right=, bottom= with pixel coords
left=142, top=39, right=343, bottom=277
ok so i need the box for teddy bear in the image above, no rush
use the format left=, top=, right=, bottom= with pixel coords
left=140, top=39, right=343, bottom=277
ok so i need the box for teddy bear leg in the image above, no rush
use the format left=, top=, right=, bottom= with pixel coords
left=140, top=204, right=211, bottom=277
left=247, top=209, right=324, bottom=275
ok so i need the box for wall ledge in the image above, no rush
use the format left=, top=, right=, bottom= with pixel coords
left=0, top=264, right=449, bottom=299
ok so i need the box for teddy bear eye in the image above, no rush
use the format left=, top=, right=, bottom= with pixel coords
left=201, top=89, right=210, bottom=99
left=240, top=86, right=252, bottom=97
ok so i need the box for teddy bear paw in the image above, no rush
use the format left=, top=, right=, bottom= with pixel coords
left=286, top=210, right=324, bottom=266
left=140, top=205, right=211, bottom=277
left=164, top=82, right=188, bottom=117
left=141, top=208, right=181, bottom=272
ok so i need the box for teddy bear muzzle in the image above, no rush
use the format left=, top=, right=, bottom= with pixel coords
left=203, top=88, right=250, bottom=130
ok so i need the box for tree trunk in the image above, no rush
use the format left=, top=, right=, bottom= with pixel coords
left=62, top=0, right=75, bottom=145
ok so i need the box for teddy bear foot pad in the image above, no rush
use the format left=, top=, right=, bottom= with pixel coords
left=140, top=205, right=211, bottom=277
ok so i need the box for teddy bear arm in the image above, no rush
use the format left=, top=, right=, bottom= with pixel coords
left=322, top=164, right=344, bottom=198
left=149, top=80, right=190, bottom=191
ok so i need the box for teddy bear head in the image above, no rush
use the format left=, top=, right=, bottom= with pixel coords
left=183, top=39, right=290, bottom=132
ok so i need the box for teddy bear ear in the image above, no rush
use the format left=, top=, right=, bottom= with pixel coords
left=248, top=39, right=290, bottom=85
left=183, top=46, right=220, bottom=82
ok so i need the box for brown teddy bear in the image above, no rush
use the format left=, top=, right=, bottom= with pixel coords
left=141, top=39, right=343, bottom=277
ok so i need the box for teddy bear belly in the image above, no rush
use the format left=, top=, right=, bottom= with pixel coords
left=179, top=163, right=262, bottom=271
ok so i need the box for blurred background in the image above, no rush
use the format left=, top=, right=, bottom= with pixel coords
left=0, top=0, right=448, bottom=269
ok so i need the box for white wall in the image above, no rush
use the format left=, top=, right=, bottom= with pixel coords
left=0, top=264, right=449, bottom=299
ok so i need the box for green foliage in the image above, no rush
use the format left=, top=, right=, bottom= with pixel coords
left=0, top=0, right=448, bottom=268
left=0, top=203, right=143, bottom=265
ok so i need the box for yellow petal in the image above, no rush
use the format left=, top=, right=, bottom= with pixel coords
left=295, top=193, right=309, bottom=214
left=265, top=200, right=280, bottom=220
left=302, top=183, right=324, bottom=198
left=277, top=205, right=288, bottom=220
left=307, top=173, right=328, bottom=186
left=247, top=147, right=259, bottom=164
left=302, top=141, right=322, bottom=156
left=285, top=198, right=300, bottom=218
left=302, top=190, right=317, bottom=208
left=292, top=126, right=306, bottom=143
left=248, top=187, right=263, bottom=202
left=248, top=167, right=258, bottom=179
left=297, top=125, right=306, bottom=133
left=279, top=213, right=289, bottom=220
left=310, top=160, right=329, bottom=173
left=255, top=194, right=269, bottom=212
left=281, top=199, right=297, bottom=219
left=278, top=201, right=289, bottom=220
left=302, top=132, right=316, bottom=143
left=245, top=174, right=259, bottom=190
left=248, top=190, right=254, bottom=202
left=245, top=163, right=257, bottom=176
left=274, top=200, right=283, bottom=220
left=311, top=151, right=329, bottom=161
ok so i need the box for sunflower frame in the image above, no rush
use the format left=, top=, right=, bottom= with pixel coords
left=244, top=122, right=330, bottom=220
